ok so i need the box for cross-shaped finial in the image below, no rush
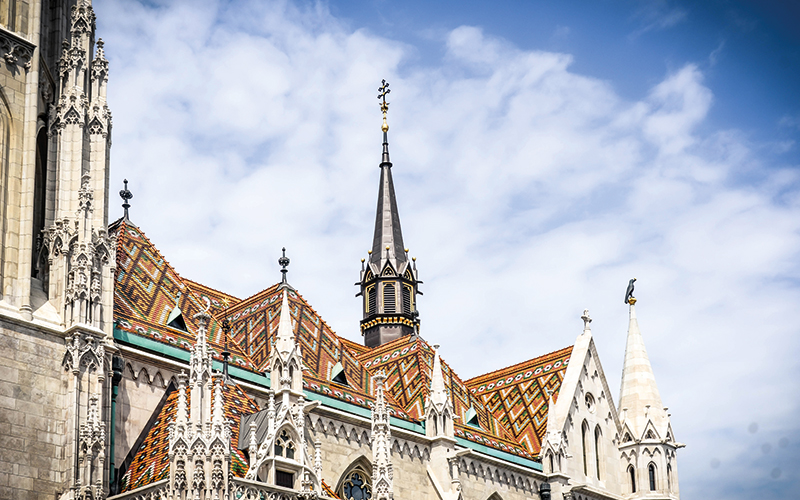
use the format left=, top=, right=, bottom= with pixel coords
left=378, top=79, right=390, bottom=113
left=119, top=179, right=133, bottom=219
left=278, top=247, right=290, bottom=284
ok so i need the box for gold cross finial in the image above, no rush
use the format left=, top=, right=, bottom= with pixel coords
left=378, top=79, right=390, bottom=132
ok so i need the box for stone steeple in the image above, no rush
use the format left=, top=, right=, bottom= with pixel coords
left=359, top=80, right=421, bottom=347
left=618, top=295, right=683, bottom=498
left=618, top=299, right=667, bottom=438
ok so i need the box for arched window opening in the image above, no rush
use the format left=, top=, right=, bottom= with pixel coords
left=366, top=285, right=377, bottom=314
left=623, top=432, right=633, bottom=443
left=649, top=463, right=657, bottom=491
left=628, top=465, right=636, bottom=493
left=382, top=283, right=396, bottom=313
left=32, top=128, right=47, bottom=279
left=581, top=421, right=589, bottom=476
left=667, top=464, right=672, bottom=491
left=646, top=430, right=655, bottom=439
left=274, top=430, right=295, bottom=460
left=594, top=425, right=602, bottom=480
left=547, top=453, right=554, bottom=474
left=339, top=467, right=372, bottom=500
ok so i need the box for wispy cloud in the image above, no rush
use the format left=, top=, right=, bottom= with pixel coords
left=629, top=0, right=688, bottom=39
left=96, top=1, right=800, bottom=497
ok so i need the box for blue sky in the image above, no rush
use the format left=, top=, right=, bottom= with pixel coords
left=327, top=0, right=800, bottom=163
left=95, top=0, right=800, bottom=498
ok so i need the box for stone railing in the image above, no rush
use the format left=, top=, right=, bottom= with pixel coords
left=230, top=477, right=337, bottom=500
left=107, top=479, right=169, bottom=500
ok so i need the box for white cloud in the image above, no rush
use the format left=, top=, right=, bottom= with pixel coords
left=96, top=1, right=800, bottom=497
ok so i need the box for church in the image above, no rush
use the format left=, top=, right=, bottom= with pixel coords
left=0, top=1, right=684, bottom=499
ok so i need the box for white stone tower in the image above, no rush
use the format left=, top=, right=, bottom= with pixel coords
left=618, top=296, right=683, bottom=498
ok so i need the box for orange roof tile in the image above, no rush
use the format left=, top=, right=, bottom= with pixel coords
left=465, top=346, right=573, bottom=454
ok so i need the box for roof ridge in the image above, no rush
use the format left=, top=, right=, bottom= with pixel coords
left=182, top=277, right=241, bottom=303
left=464, top=345, right=574, bottom=385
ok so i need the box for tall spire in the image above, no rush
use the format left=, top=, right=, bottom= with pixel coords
left=618, top=293, right=667, bottom=438
left=371, top=79, right=406, bottom=271
left=359, top=80, right=421, bottom=347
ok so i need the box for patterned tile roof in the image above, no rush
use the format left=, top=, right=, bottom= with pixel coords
left=119, top=381, right=260, bottom=492
left=355, top=336, right=519, bottom=450
left=465, top=346, right=573, bottom=455
left=113, top=220, right=258, bottom=371
left=221, top=285, right=412, bottom=420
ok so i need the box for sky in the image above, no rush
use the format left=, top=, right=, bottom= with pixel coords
left=93, top=0, right=800, bottom=497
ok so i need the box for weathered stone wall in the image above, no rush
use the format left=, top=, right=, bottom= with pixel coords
left=0, top=316, right=68, bottom=499
left=114, top=353, right=176, bottom=467
left=459, top=457, right=543, bottom=500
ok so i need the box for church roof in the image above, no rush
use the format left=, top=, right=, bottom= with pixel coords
left=112, top=220, right=561, bottom=465
left=354, top=336, right=535, bottom=459
left=465, top=345, right=573, bottom=454
left=113, top=220, right=259, bottom=371
left=119, top=380, right=259, bottom=492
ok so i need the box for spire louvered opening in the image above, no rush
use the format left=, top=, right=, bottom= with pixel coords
left=367, top=286, right=377, bottom=314
left=383, top=283, right=396, bottom=313
left=402, top=285, right=412, bottom=314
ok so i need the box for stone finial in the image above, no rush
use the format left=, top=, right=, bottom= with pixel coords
left=581, top=309, right=592, bottom=331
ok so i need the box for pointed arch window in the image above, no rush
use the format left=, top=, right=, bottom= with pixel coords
left=628, top=465, right=636, bottom=493
left=581, top=421, right=590, bottom=476
left=382, top=283, right=396, bottom=313
left=339, top=466, right=372, bottom=500
left=274, top=430, right=295, bottom=460
left=594, top=425, right=602, bottom=480
left=648, top=463, right=657, bottom=491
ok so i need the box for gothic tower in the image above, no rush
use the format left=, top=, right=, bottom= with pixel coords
left=618, top=296, right=683, bottom=498
left=0, top=2, right=116, bottom=499
left=359, top=81, right=421, bottom=347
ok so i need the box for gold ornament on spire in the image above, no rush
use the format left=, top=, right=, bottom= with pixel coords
left=378, top=79, right=391, bottom=132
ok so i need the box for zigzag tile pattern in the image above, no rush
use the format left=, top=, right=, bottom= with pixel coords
left=119, top=381, right=259, bottom=492
left=113, top=221, right=257, bottom=371
left=465, top=346, right=573, bottom=455
left=357, top=336, right=515, bottom=445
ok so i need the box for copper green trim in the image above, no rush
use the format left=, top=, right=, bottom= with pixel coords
left=113, top=328, right=270, bottom=387
left=454, top=437, right=542, bottom=471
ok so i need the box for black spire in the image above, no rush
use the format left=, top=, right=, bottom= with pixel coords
left=371, top=80, right=406, bottom=270
left=359, top=81, right=421, bottom=348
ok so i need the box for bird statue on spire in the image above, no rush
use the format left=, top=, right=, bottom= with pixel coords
left=625, top=277, right=637, bottom=304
